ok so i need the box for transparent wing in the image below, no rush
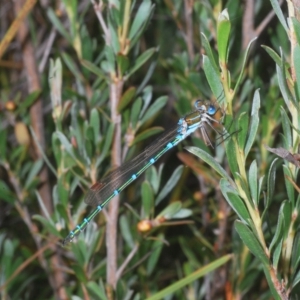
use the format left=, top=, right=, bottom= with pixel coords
left=84, top=125, right=180, bottom=206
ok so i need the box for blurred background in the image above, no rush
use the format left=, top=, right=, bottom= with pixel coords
left=1, top=0, right=298, bottom=299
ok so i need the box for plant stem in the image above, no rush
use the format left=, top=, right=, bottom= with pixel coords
left=106, top=79, right=124, bottom=289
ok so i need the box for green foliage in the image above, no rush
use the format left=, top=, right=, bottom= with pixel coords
left=1, top=0, right=300, bottom=299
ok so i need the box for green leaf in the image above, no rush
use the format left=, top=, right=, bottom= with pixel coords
left=282, top=199, right=292, bottom=239
left=146, top=165, right=160, bottom=194
left=131, top=97, right=142, bottom=128
left=293, top=44, right=300, bottom=100
left=283, top=166, right=295, bottom=205
left=276, top=51, right=299, bottom=110
left=90, top=108, right=100, bottom=143
left=245, top=89, right=260, bottom=157
left=234, top=221, right=269, bottom=265
left=129, top=1, right=154, bottom=49
left=220, top=179, right=250, bottom=223
left=142, top=181, right=154, bottom=219
left=237, top=111, right=249, bottom=150
left=72, top=239, right=88, bottom=265
left=293, top=44, right=300, bottom=99
left=104, top=45, right=116, bottom=73
left=147, top=235, right=164, bottom=275
left=186, top=147, right=235, bottom=188
left=81, top=25, right=93, bottom=63
left=217, top=9, right=231, bottom=64
left=72, top=264, right=87, bottom=283
left=117, top=54, right=129, bottom=76
left=140, top=86, right=153, bottom=116
left=96, top=123, right=114, bottom=168
left=129, top=0, right=152, bottom=39
left=202, top=55, right=224, bottom=104
left=136, top=61, right=157, bottom=94
left=263, top=158, right=278, bottom=219
left=273, top=239, right=283, bottom=270
left=80, top=59, right=106, bottom=80
left=47, top=8, right=72, bottom=44
left=235, top=173, right=253, bottom=206
left=31, top=127, right=57, bottom=176
left=55, top=131, right=77, bottom=161
left=248, top=160, right=258, bottom=207
left=146, top=254, right=232, bottom=300
left=108, top=20, right=120, bottom=54
left=24, top=159, right=44, bottom=189
left=201, top=33, right=219, bottom=73
left=269, top=200, right=286, bottom=253
left=17, top=90, right=41, bottom=114
left=262, top=45, right=282, bottom=66
left=280, top=107, right=292, bottom=148
left=140, top=96, right=168, bottom=125
left=172, top=208, right=192, bottom=219
left=233, top=37, right=257, bottom=95
left=0, top=180, right=15, bottom=204
left=270, top=0, right=289, bottom=32
left=292, top=270, right=300, bottom=289
left=57, top=176, right=70, bottom=207
left=62, top=52, right=84, bottom=82
left=127, top=48, right=157, bottom=78
left=86, top=281, right=108, bottom=300
left=131, top=127, right=164, bottom=146
left=32, top=215, right=60, bottom=237
left=0, top=130, right=7, bottom=160
left=291, top=231, right=300, bottom=278
left=291, top=18, right=300, bottom=45
left=225, top=133, right=239, bottom=178
left=155, top=165, right=184, bottom=205
left=110, top=5, right=121, bottom=26
left=118, top=87, right=136, bottom=113
left=157, top=201, right=182, bottom=219
left=61, top=0, right=78, bottom=37
left=119, top=215, right=134, bottom=248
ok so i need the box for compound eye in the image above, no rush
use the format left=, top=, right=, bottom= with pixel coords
left=194, top=99, right=203, bottom=109
left=207, top=105, right=217, bottom=115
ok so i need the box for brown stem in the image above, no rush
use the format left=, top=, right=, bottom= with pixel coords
left=269, top=266, right=289, bottom=300
left=242, top=0, right=284, bottom=50
left=106, top=79, right=124, bottom=289
left=14, top=1, right=67, bottom=299
left=242, top=0, right=255, bottom=50
left=184, top=0, right=195, bottom=61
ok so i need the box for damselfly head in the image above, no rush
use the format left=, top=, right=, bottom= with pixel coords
left=194, top=99, right=217, bottom=116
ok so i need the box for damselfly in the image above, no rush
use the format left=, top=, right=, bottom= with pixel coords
left=62, top=99, right=221, bottom=245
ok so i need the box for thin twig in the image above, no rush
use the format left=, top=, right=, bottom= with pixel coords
left=242, top=0, right=284, bottom=49
left=116, top=243, right=139, bottom=281
left=38, top=28, right=57, bottom=73
left=91, top=0, right=110, bottom=44
left=184, top=0, right=195, bottom=61
left=0, top=241, right=56, bottom=292
left=0, top=0, right=37, bottom=59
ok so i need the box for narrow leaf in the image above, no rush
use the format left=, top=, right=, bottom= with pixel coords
left=155, top=165, right=184, bottom=205
left=235, top=221, right=269, bottom=265
left=146, top=254, right=232, bottom=300
left=131, top=127, right=164, bottom=146
left=248, top=160, right=258, bottom=207
left=127, top=48, right=157, bottom=78
left=187, top=147, right=235, bottom=188
left=245, top=89, right=260, bottom=157
left=203, top=55, right=224, bottom=104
